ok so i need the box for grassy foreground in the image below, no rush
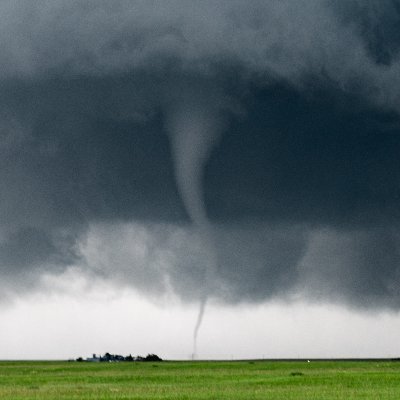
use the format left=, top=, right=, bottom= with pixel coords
left=0, top=360, right=400, bottom=399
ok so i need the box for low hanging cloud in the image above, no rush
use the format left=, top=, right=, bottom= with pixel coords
left=1, top=0, right=400, bottom=309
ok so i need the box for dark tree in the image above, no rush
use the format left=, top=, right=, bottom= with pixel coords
left=145, top=354, right=162, bottom=362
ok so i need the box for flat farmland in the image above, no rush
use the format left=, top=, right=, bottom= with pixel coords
left=0, top=360, right=399, bottom=399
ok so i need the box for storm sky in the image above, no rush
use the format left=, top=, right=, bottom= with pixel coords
left=1, top=0, right=400, bottom=358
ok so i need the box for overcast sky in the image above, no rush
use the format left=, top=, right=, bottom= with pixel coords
left=1, top=0, right=400, bottom=359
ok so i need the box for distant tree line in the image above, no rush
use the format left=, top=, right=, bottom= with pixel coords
left=75, top=353, right=162, bottom=362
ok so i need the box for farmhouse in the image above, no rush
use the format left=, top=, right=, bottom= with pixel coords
left=86, top=354, right=100, bottom=362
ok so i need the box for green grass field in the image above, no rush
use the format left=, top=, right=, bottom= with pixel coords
left=0, top=360, right=399, bottom=399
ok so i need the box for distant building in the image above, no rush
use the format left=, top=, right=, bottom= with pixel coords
left=82, top=352, right=163, bottom=362
left=86, top=354, right=101, bottom=362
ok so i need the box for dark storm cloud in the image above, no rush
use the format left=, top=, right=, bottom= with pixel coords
left=1, top=0, right=400, bottom=308
left=334, top=0, right=400, bottom=66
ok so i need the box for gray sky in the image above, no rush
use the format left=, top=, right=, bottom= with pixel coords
left=1, top=0, right=400, bottom=359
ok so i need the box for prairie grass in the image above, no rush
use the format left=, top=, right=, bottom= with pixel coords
left=0, top=360, right=399, bottom=399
